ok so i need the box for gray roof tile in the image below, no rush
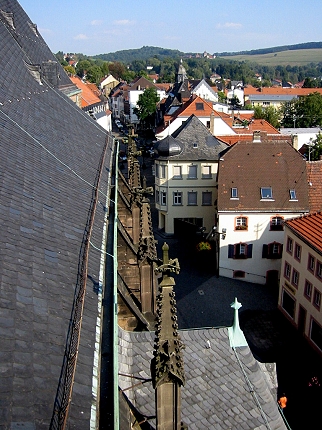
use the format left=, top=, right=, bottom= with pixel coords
left=0, top=1, right=113, bottom=427
left=119, top=327, right=287, bottom=429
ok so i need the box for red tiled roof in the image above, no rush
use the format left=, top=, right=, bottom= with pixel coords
left=69, top=76, right=101, bottom=107
left=217, top=133, right=291, bottom=146
left=233, top=119, right=280, bottom=134
left=244, top=86, right=322, bottom=97
left=307, top=161, right=322, bottom=212
left=285, top=212, right=322, bottom=254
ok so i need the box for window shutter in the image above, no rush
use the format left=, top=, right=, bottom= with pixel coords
left=228, top=244, right=234, bottom=258
left=247, top=244, right=253, bottom=258
left=262, top=244, right=268, bottom=258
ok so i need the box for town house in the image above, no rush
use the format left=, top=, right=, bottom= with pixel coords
left=217, top=131, right=309, bottom=286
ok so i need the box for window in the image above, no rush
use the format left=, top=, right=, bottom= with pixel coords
left=202, top=191, right=212, bottom=206
left=304, top=280, right=313, bottom=300
left=308, top=254, right=315, bottom=273
left=261, top=187, right=273, bottom=199
left=173, top=166, right=182, bottom=179
left=316, top=261, right=322, bottom=280
left=289, top=189, right=297, bottom=200
left=287, top=237, right=293, bottom=254
left=161, top=191, right=167, bottom=206
left=228, top=243, right=253, bottom=259
left=284, top=262, right=291, bottom=280
left=187, top=191, right=197, bottom=206
left=188, top=165, right=197, bottom=179
left=231, top=188, right=238, bottom=199
left=160, top=165, right=166, bottom=179
left=201, top=165, right=212, bottom=179
left=310, top=320, right=322, bottom=351
left=196, top=102, right=204, bottom=110
left=262, top=242, right=283, bottom=259
left=282, top=290, right=295, bottom=319
left=206, top=120, right=210, bottom=128
left=294, top=243, right=301, bottom=261
left=270, top=216, right=284, bottom=231
left=235, top=216, right=248, bottom=230
left=292, top=269, right=299, bottom=287
left=193, top=142, right=198, bottom=148
left=173, top=192, right=182, bottom=205
left=314, top=289, right=321, bottom=309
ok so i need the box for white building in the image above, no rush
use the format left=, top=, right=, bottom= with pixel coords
left=217, top=131, right=309, bottom=285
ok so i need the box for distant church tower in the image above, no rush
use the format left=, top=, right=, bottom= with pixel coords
left=175, top=59, right=188, bottom=84
left=152, top=243, right=186, bottom=430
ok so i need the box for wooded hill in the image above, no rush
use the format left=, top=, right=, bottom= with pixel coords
left=92, top=42, right=322, bottom=65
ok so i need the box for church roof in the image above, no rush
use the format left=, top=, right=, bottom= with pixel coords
left=0, top=1, right=112, bottom=427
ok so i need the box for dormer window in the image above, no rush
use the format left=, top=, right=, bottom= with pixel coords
left=261, top=187, right=273, bottom=199
left=289, top=189, right=297, bottom=200
left=231, top=187, right=238, bottom=199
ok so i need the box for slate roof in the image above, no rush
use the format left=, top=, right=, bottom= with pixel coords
left=307, top=160, right=322, bottom=212
left=217, top=137, right=309, bottom=212
left=0, top=1, right=112, bottom=427
left=284, top=212, right=322, bottom=255
left=118, top=327, right=286, bottom=430
left=155, top=115, right=228, bottom=161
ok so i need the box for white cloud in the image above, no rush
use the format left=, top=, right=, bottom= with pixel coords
left=74, top=33, right=88, bottom=40
left=216, top=22, right=242, bottom=29
left=113, top=19, right=135, bottom=26
left=91, top=20, right=103, bottom=26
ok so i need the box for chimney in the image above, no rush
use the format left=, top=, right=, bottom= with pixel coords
left=253, top=130, right=261, bottom=143
left=210, top=111, right=215, bottom=135
left=292, top=134, right=299, bottom=150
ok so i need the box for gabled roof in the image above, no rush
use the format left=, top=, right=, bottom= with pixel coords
left=307, top=160, right=322, bottom=212
left=218, top=136, right=309, bottom=212
left=233, top=119, right=281, bottom=134
left=128, top=76, right=159, bottom=91
left=70, top=75, right=101, bottom=107
left=156, top=115, right=228, bottom=160
left=0, top=1, right=112, bottom=427
left=285, top=212, right=322, bottom=255
left=217, top=133, right=290, bottom=146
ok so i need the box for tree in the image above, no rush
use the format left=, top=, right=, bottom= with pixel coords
left=133, top=87, right=159, bottom=128
left=86, top=65, right=103, bottom=84
left=281, top=92, right=322, bottom=128
left=254, top=105, right=281, bottom=129
left=76, top=60, right=92, bottom=78
left=64, top=65, right=76, bottom=76
left=305, top=132, right=322, bottom=161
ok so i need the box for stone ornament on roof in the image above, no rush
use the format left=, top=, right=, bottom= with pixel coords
left=152, top=243, right=185, bottom=389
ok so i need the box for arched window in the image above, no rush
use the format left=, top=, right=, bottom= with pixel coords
left=270, top=216, right=284, bottom=231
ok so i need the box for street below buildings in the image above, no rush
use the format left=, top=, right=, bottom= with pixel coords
left=117, top=124, right=322, bottom=430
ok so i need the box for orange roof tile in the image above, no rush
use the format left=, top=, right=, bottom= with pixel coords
left=217, top=133, right=289, bottom=146
left=244, top=86, right=322, bottom=97
left=233, top=119, right=280, bottom=134
left=285, top=212, right=322, bottom=254
left=307, top=161, right=322, bottom=212
left=70, top=76, right=101, bottom=107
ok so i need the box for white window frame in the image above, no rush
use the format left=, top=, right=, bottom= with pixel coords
left=173, top=192, right=182, bottom=205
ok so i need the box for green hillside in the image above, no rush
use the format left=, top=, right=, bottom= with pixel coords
left=220, top=48, right=322, bottom=66
left=92, top=46, right=184, bottom=63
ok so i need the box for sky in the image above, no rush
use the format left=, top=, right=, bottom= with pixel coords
left=19, top=0, right=322, bottom=56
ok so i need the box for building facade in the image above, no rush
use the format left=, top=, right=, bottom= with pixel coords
left=278, top=213, right=322, bottom=354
